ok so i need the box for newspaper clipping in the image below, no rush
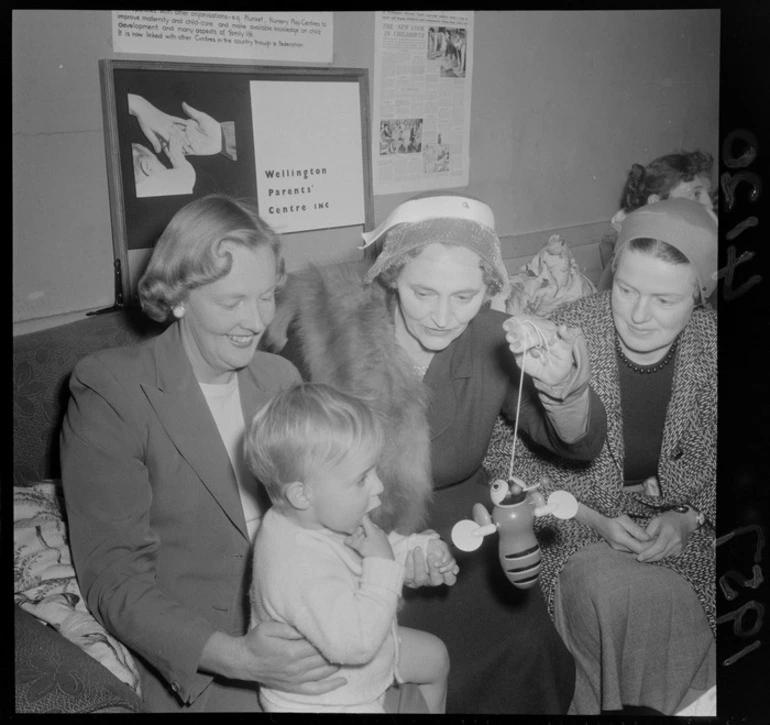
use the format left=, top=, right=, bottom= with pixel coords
left=373, top=11, right=473, bottom=196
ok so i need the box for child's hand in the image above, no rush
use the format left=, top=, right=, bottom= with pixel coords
left=345, top=515, right=394, bottom=561
left=426, top=538, right=460, bottom=586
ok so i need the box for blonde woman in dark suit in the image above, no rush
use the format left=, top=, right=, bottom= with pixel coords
left=61, top=195, right=345, bottom=712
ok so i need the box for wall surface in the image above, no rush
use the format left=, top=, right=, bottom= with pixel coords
left=13, top=10, right=719, bottom=332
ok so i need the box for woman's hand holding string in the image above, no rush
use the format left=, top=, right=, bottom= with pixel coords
left=503, top=315, right=590, bottom=399
left=504, top=314, right=593, bottom=443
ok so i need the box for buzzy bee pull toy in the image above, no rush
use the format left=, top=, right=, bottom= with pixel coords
left=451, top=316, right=579, bottom=589
left=451, top=477, right=577, bottom=589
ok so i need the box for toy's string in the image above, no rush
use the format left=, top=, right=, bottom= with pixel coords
left=506, top=319, right=550, bottom=481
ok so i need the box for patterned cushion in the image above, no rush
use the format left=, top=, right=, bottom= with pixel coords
left=15, top=605, right=144, bottom=714
left=14, top=481, right=142, bottom=696
left=13, top=309, right=163, bottom=484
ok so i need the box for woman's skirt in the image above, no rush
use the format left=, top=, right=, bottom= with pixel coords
left=398, top=478, right=576, bottom=714
left=553, top=542, right=716, bottom=715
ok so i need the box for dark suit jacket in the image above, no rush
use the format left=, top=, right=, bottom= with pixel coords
left=60, top=321, right=300, bottom=710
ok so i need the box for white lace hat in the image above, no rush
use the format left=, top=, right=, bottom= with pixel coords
left=360, top=194, right=510, bottom=295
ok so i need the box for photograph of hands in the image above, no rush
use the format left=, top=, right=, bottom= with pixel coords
left=128, top=93, right=237, bottom=198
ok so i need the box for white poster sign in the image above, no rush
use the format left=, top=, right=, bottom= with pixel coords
left=112, top=11, right=333, bottom=63
left=250, top=81, right=366, bottom=234
left=373, top=11, right=474, bottom=195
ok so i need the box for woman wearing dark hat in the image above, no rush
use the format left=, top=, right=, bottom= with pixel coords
left=263, top=193, right=609, bottom=713
left=486, top=197, right=718, bottom=715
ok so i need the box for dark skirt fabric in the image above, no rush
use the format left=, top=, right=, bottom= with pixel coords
left=554, top=542, right=715, bottom=715
left=397, top=478, right=576, bottom=714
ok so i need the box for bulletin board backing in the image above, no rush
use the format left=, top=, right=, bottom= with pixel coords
left=99, top=59, right=374, bottom=307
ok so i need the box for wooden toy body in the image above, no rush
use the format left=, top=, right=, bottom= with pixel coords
left=454, top=478, right=577, bottom=590
left=492, top=497, right=541, bottom=589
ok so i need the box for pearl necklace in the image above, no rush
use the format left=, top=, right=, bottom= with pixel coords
left=615, top=335, right=679, bottom=374
left=410, top=361, right=431, bottom=379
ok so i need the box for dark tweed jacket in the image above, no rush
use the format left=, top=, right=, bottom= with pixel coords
left=484, top=291, right=717, bottom=633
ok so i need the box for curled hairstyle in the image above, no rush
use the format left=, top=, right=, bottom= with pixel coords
left=620, top=150, right=714, bottom=212
left=137, top=195, right=284, bottom=323
left=612, top=237, right=699, bottom=300
left=245, top=383, right=385, bottom=506
left=376, top=245, right=502, bottom=299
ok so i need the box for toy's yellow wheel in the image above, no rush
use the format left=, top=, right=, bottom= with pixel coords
left=451, top=519, right=485, bottom=552
left=548, top=490, right=579, bottom=519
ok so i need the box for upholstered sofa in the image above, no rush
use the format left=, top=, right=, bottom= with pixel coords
left=13, top=309, right=163, bottom=714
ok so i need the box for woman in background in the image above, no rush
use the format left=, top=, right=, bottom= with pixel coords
left=598, top=149, right=716, bottom=294
left=617, top=149, right=715, bottom=220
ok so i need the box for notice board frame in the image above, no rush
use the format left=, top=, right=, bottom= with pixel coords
left=98, top=59, right=374, bottom=307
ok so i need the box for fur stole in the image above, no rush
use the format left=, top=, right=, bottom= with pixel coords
left=264, top=261, right=433, bottom=535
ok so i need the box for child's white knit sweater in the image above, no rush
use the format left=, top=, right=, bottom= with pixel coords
left=250, top=507, right=433, bottom=712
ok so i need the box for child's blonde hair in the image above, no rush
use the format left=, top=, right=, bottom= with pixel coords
left=245, top=382, right=384, bottom=505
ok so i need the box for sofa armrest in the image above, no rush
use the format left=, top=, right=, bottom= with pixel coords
left=15, top=605, right=144, bottom=714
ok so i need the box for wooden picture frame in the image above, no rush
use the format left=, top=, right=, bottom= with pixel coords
left=99, top=59, right=373, bottom=307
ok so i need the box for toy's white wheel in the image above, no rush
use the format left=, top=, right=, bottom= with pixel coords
left=547, top=490, right=579, bottom=519
left=451, top=519, right=485, bottom=551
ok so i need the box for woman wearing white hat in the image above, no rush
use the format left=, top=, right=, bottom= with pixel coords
left=263, top=193, right=608, bottom=713
left=486, top=197, right=718, bottom=715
